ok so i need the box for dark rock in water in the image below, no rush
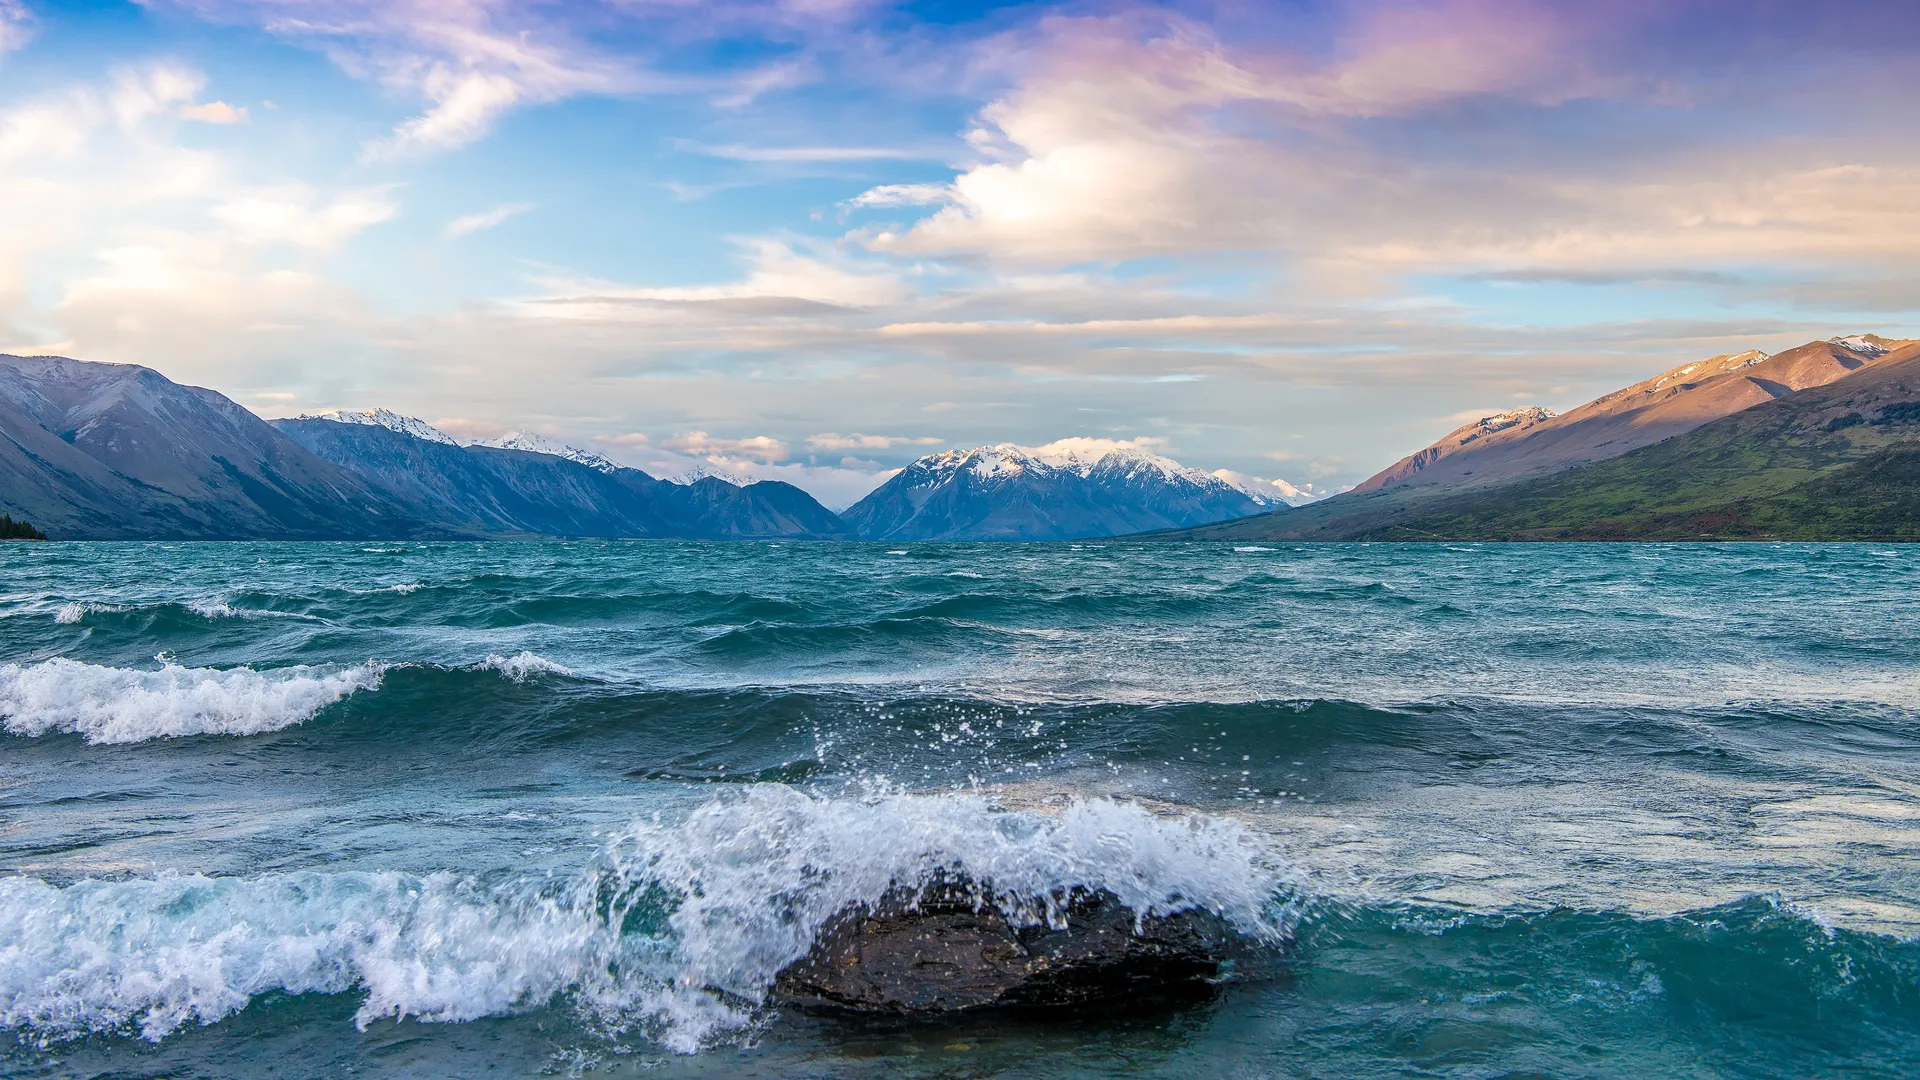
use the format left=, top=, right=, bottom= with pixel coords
left=773, top=880, right=1232, bottom=1014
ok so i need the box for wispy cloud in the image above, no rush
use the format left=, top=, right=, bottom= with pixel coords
left=445, top=202, right=533, bottom=239
left=0, top=0, right=33, bottom=60
left=807, top=432, right=943, bottom=451
left=681, top=141, right=937, bottom=163
left=160, top=1, right=652, bottom=157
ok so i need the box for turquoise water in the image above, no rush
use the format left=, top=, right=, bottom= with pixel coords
left=1, top=541, right=1916, bottom=1078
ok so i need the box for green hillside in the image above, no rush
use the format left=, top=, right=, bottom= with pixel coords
left=1352, top=354, right=1920, bottom=541
left=1162, top=350, right=1920, bottom=543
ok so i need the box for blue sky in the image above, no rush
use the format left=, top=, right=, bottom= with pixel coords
left=1, top=0, right=1917, bottom=505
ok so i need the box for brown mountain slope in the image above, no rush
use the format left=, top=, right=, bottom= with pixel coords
left=1151, top=336, right=1920, bottom=542
left=1341, top=346, right=1920, bottom=541
left=1355, top=336, right=1914, bottom=495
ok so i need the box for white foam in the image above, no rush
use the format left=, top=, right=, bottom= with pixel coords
left=478, top=652, right=573, bottom=682
left=1233, top=546, right=1274, bottom=553
left=53, top=602, right=123, bottom=624
left=0, top=789, right=1296, bottom=1051
left=185, top=600, right=319, bottom=622
left=0, top=658, right=387, bottom=744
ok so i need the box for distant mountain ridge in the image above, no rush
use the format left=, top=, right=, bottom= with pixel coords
left=473, top=431, right=620, bottom=474
left=275, top=416, right=854, bottom=540
left=1156, top=334, right=1920, bottom=543
left=298, top=407, right=459, bottom=446
left=1353, top=337, right=1907, bottom=496
left=0, top=354, right=853, bottom=540
left=1, top=355, right=417, bottom=539
left=1333, top=343, right=1920, bottom=540
left=842, top=443, right=1272, bottom=540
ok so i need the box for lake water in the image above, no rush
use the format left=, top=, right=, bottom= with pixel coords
left=2, top=541, right=1917, bottom=1078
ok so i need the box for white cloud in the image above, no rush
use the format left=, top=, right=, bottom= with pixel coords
left=212, top=186, right=396, bottom=249
left=108, top=63, right=205, bottom=130
left=1025, top=435, right=1169, bottom=459
left=843, top=183, right=952, bottom=209
left=664, top=431, right=790, bottom=462
left=445, top=202, right=533, bottom=239
left=526, top=237, right=909, bottom=312
left=369, top=68, right=530, bottom=158
left=860, top=9, right=1920, bottom=278
left=806, top=432, right=942, bottom=451
left=180, top=101, right=248, bottom=124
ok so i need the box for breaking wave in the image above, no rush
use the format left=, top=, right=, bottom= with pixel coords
left=478, top=651, right=573, bottom=682
left=0, top=657, right=387, bottom=744
left=0, top=789, right=1293, bottom=1052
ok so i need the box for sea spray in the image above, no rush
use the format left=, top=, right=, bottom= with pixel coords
left=0, top=789, right=1295, bottom=1052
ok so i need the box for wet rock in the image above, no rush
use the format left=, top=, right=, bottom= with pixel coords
left=773, top=879, right=1232, bottom=1014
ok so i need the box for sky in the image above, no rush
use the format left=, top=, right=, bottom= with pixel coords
left=1, top=0, right=1917, bottom=507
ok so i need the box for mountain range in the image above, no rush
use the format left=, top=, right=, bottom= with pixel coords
left=842, top=443, right=1281, bottom=541
left=1164, top=334, right=1920, bottom=542
left=0, top=353, right=1283, bottom=541
left=9, top=335, right=1918, bottom=543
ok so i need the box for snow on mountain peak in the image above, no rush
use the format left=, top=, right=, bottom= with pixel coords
left=672, top=463, right=757, bottom=487
left=300, top=408, right=457, bottom=445
left=900, top=439, right=1305, bottom=503
left=1475, top=406, right=1555, bottom=432
left=478, top=431, right=619, bottom=473
left=1832, top=334, right=1890, bottom=357
left=1211, top=469, right=1325, bottom=507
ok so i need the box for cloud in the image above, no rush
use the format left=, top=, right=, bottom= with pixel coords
left=180, top=100, right=248, bottom=124
left=806, top=432, right=943, bottom=450
left=525, top=237, right=909, bottom=311
left=843, top=183, right=952, bottom=209
left=861, top=6, right=1920, bottom=276
left=212, top=186, right=396, bottom=248
left=153, top=0, right=934, bottom=159
left=664, top=431, right=790, bottom=462
left=680, top=141, right=934, bottom=163
left=445, top=202, right=533, bottom=239
left=1025, top=435, right=1169, bottom=460
left=159, top=1, right=643, bottom=157
left=0, top=0, right=33, bottom=59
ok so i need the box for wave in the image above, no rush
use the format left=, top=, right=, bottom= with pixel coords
left=47, top=598, right=323, bottom=627
left=478, top=651, right=573, bottom=682
left=53, top=601, right=125, bottom=624
left=0, top=658, right=387, bottom=744
left=0, top=789, right=1292, bottom=1052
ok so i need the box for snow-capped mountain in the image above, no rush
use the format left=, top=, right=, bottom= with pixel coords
left=1209, top=469, right=1324, bottom=508
left=1833, top=334, right=1892, bottom=357
left=672, top=463, right=758, bottom=487
left=297, top=408, right=457, bottom=445
left=840, top=443, right=1274, bottom=540
left=476, top=431, right=618, bottom=473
